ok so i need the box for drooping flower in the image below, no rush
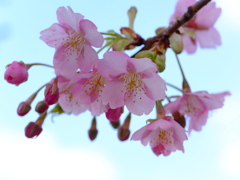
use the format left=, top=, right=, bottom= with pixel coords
left=98, top=51, right=166, bottom=116
left=164, top=91, right=230, bottom=132
left=4, top=61, right=28, bottom=85
left=40, top=6, right=104, bottom=78
left=131, top=116, right=187, bottom=156
left=170, top=0, right=221, bottom=53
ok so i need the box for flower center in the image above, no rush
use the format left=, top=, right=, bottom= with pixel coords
left=120, top=71, right=146, bottom=102
left=83, top=73, right=107, bottom=102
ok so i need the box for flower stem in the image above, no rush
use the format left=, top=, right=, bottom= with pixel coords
left=174, top=52, right=187, bottom=81
left=166, top=82, right=183, bottom=92
left=28, top=63, right=54, bottom=69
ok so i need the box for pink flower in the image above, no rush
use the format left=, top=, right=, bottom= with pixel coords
left=98, top=51, right=166, bottom=116
left=70, top=70, right=108, bottom=116
left=40, top=6, right=104, bottom=78
left=4, top=61, right=28, bottom=85
left=170, top=0, right=221, bottom=53
left=57, top=75, right=87, bottom=115
left=164, top=91, right=230, bottom=132
left=131, top=116, right=187, bottom=156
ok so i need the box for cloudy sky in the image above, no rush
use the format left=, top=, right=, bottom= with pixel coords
left=1, top=0, right=240, bottom=180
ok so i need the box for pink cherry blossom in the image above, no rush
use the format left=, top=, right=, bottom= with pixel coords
left=170, top=0, right=221, bottom=53
left=164, top=91, right=230, bottom=132
left=131, top=116, right=187, bottom=156
left=4, top=61, right=28, bottom=85
left=40, top=6, right=104, bottom=78
left=57, top=75, right=87, bottom=115
left=98, top=51, right=166, bottom=116
left=70, top=70, right=108, bottom=116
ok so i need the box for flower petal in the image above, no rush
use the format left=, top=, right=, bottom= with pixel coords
left=57, top=6, right=84, bottom=32
left=196, top=28, right=221, bottom=48
left=80, top=19, right=104, bottom=48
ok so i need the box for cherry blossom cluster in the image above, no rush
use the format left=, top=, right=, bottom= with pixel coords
left=4, top=0, right=230, bottom=156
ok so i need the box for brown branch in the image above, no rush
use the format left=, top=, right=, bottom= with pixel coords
left=134, top=0, right=211, bottom=54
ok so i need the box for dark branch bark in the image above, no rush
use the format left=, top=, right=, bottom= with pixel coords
left=134, top=0, right=211, bottom=54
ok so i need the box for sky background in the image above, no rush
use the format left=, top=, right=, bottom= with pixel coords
left=0, top=0, right=240, bottom=180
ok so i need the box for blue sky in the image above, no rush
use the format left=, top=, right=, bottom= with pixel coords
left=1, top=0, right=240, bottom=180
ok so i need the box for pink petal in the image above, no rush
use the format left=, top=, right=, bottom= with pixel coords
left=40, top=23, right=68, bottom=48
left=173, top=0, right=196, bottom=18
left=195, top=2, right=221, bottom=28
left=164, top=98, right=182, bottom=114
left=80, top=19, right=104, bottom=48
left=196, top=28, right=221, bottom=48
left=98, top=51, right=128, bottom=79
left=125, top=91, right=155, bottom=115
left=131, top=126, right=151, bottom=146
left=57, top=6, right=84, bottom=32
left=182, top=34, right=197, bottom=54
left=147, top=119, right=172, bottom=131
left=188, top=111, right=208, bottom=132
left=142, top=73, right=166, bottom=100
left=53, top=45, right=78, bottom=79
left=78, top=44, right=98, bottom=72
left=102, top=80, right=125, bottom=109
left=128, top=57, right=157, bottom=74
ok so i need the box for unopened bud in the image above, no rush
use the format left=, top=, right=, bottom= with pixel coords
left=169, top=32, right=183, bottom=54
left=88, top=117, right=98, bottom=141
left=4, top=61, right=28, bottom=85
left=155, top=27, right=166, bottom=35
left=110, top=120, right=120, bottom=129
left=172, top=111, right=186, bottom=128
left=25, top=112, right=47, bottom=138
left=127, top=6, right=137, bottom=30
left=25, top=122, right=42, bottom=138
left=35, top=100, right=49, bottom=114
left=106, top=107, right=124, bottom=122
left=182, top=79, right=191, bottom=93
left=44, top=78, right=59, bottom=105
left=118, top=113, right=131, bottom=141
left=17, top=102, right=31, bottom=116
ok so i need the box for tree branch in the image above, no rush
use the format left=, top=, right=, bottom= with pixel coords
left=136, top=0, right=211, bottom=53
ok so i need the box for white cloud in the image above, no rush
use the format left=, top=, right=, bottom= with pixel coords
left=0, top=131, right=119, bottom=180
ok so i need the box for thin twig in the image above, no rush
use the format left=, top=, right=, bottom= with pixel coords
left=134, top=0, right=211, bottom=55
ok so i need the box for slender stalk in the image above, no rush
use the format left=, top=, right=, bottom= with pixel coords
left=28, top=63, right=53, bottom=68
left=166, top=82, right=183, bottom=92
left=174, top=52, right=186, bottom=81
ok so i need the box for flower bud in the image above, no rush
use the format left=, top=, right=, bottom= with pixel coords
left=4, top=61, right=28, bottom=85
left=106, top=107, right=124, bottom=122
left=110, top=120, right=120, bottom=129
left=35, top=100, right=49, bottom=114
left=25, top=112, right=47, bottom=138
left=44, top=78, right=59, bottom=105
left=127, top=6, right=137, bottom=30
left=135, top=50, right=165, bottom=72
left=118, top=113, right=131, bottom=141
left=169, top=32, right=183, bottom=54
left=17, top=102, right=31, bottom=116
left=25, top=122, right=42, bottom=138
left=172, top=111, right=186, bottom=128
left=88, top=117, right=98, bottom=141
